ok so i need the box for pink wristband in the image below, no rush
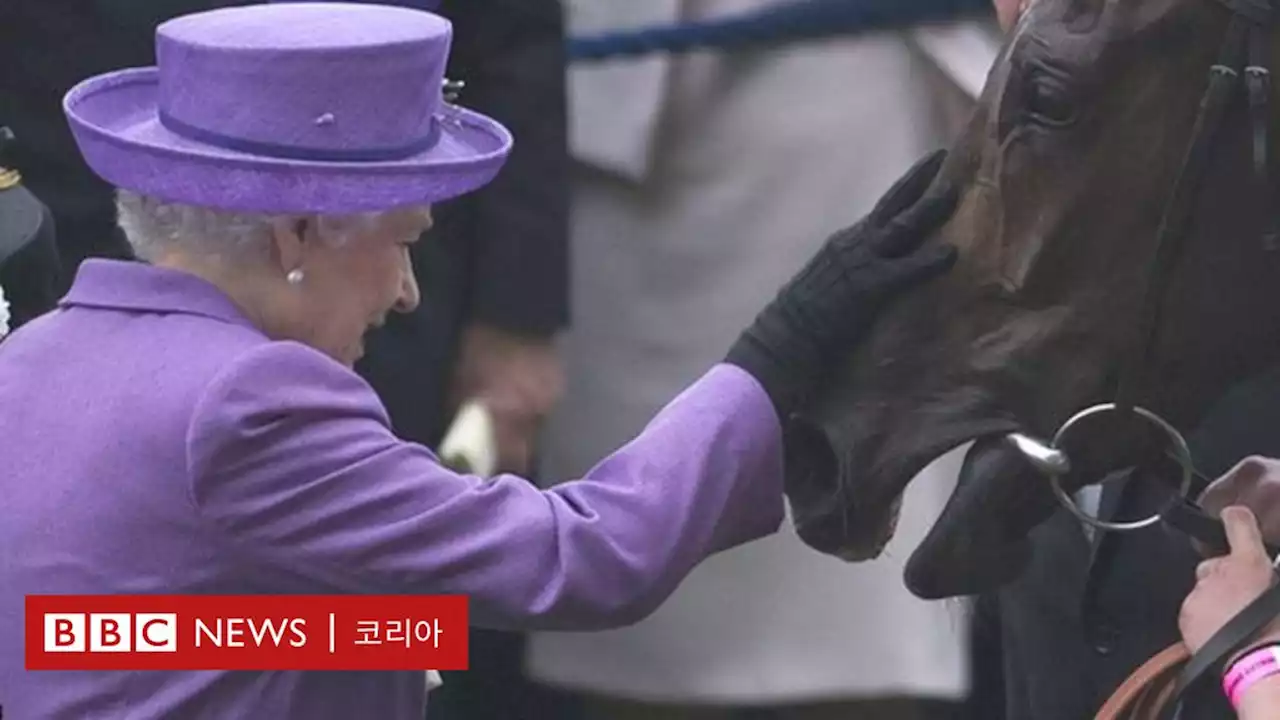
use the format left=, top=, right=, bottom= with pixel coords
left=1223, top=644, right=1280, bottom=709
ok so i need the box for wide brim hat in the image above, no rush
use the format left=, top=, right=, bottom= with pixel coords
left=63, top=2, right=513, bottom=215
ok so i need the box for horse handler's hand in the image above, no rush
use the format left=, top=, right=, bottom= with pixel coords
left=1199, top=456, right=1280, bottom=550
left=1178, top=506, right=1280, bottom=655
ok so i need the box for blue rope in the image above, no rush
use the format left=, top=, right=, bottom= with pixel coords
left=567, top=0, right=993, bottom=62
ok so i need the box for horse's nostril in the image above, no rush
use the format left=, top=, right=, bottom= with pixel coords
left=781, top=416, right=839, bottom=506
left=782, top=414, right=901, bottom=561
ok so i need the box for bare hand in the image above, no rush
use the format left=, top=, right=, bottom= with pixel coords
left=1199, top=456, right=1280, bottom=549
left=449, top=324, right=563, bottom=475
left=1178, top=506, right=1280, bottom=654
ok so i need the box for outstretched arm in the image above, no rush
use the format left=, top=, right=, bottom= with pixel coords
left=186, top=149, right=960, bottom=634
left=188, top=343, right=784, bottom=632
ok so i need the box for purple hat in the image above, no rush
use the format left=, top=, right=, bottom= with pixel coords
left=62, top=2, right=513, bottom=215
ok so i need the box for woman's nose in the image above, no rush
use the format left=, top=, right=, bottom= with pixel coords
left=395, top=267, right=421, bottom=313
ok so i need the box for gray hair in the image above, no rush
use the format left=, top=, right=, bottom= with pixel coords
left=115, top=191, right=426, bottom=263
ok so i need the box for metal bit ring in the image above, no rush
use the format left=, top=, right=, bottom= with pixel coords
left=1018, top=403, right=1195, bottom=533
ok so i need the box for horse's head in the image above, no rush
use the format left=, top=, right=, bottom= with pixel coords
left=784, top=0, right=1280, bottom=599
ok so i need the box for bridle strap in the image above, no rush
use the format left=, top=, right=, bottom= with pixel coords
left=1113, top=13, right=1250, bottom=415
left=1221, top=0, right=1274, bottom=23
left=1161, top=496, right=1280, bottom=557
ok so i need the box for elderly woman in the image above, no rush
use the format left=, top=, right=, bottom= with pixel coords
left=0, top=4, right=958, bottom=718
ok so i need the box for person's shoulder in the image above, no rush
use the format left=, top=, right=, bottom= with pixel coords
left=192, top=340, right=392, bottom=431
left=184, top=340, right=401, bottom=486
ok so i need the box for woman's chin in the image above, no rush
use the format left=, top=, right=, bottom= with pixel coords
left=328, top=337, right=364, bottom=368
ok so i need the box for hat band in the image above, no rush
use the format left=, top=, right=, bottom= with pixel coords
left=158, top=111, right=442, bottom=162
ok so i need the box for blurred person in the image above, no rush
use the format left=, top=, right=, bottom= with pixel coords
left=355, top=0, right=569, bottom=480
left=0, top=0, right=250, bottom=276
left=344, top=0, right=574, bottom=717
left=523, top=2, right=979, bottom=718
left=0, top=128, right=63, bottom=333
left=0, top=3, right=963, bottom=718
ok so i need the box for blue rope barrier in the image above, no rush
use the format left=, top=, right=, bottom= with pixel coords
left=567, top=0, right=993, bottom=62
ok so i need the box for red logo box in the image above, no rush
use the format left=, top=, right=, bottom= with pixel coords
left=26, top=595, right=469, bottom=671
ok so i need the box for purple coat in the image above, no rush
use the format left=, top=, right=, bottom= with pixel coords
left=0, top=260, right=785, bottom=718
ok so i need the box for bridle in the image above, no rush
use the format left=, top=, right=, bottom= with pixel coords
left=1009, top=0, right=1280, bottom=532
left=1003, top=0, right=1280, bottom=716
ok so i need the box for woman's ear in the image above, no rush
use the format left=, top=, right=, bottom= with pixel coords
left=994, top=0, right=1026, bottom=33
left=268, top=217, right=308, bottom=279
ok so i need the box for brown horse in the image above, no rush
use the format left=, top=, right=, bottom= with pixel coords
left=783, top=0, right=1280, bottom=600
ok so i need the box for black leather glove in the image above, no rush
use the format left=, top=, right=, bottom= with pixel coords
left=726, top=150, right=959, bottom=421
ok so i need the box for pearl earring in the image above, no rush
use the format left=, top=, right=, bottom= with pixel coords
left=286, top=269, right=304, bottom=285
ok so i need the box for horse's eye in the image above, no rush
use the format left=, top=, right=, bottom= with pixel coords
left=1024, top=75, right=1078, bottom=127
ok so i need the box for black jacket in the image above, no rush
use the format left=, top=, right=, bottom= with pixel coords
left=356, top=0, right=571, bottom=447
left=0, top=0, right=256, bottom=276
left=993, top=368, right=1280, bottom=719
left=0, top=175, right=62, bottom=329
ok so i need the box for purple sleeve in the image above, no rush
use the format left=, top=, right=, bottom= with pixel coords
left=185, top=342, right=784, bottom=631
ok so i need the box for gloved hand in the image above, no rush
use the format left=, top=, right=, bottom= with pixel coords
left=726, top=150, right=959, bottom=421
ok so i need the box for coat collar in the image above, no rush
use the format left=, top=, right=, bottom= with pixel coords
left=60, top=258, right=259, bottom=331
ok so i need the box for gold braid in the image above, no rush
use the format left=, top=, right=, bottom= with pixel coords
left=0, top=166, right=20, bottom=191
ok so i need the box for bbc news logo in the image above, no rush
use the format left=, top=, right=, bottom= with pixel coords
left=45, top=613, right=177, bottom=653
left=25, top=595, right=468, bottom=671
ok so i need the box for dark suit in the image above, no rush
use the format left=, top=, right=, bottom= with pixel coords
left=0, top=0, right=261, bottom=279
left=352, top=2, right=575, bottom=717
left=0, top=178, right=63, bottom=328
left=355, top=0, right=571, bottom=450
left=992, top=370, right=1280, bottom=719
